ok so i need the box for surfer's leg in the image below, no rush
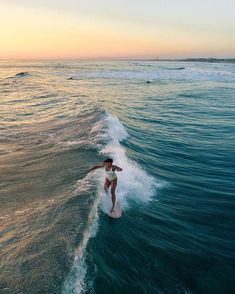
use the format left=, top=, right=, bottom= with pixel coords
left=104, top=178, right=111, bottom=193
left=110, top=179, right=117, bottom=212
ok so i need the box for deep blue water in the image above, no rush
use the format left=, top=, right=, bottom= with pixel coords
left=0, top=60, right=235, bottom=294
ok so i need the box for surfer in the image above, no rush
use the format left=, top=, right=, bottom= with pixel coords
left=87, top=158, right=123, bottom=213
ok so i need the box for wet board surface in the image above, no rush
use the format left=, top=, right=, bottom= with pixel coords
left=107, top=203, right=122, bottom=218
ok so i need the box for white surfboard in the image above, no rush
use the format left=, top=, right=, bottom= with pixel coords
left=107, top=203, right=122, bottom=218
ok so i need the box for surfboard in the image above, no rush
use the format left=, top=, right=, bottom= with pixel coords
left=107, top=203, right=122, bottom=218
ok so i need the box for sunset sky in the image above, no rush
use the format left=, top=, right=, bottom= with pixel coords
left=0, top=0, right=234, bottom=59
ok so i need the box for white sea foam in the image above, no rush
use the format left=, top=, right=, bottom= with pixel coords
left=62, top=214, right=99, bottom=294
left=62, top=173, right=100, bottom=294
left=99, top=113, right=161, bottom=213
left=63, top=112, right=163, bottom=294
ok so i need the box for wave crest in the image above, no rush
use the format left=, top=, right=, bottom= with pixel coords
left=99, top=112, right=160, bottom=213
left=62, top=111, right=162, bottom=294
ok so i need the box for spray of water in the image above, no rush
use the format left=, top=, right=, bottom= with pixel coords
left=62, top=112, right=162, bottom=294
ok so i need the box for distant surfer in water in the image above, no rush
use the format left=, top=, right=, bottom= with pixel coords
left=87, top=158, right=123, bottom=213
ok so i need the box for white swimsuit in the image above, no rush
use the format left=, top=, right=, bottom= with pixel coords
left=104, top=167, right=117, bottom=181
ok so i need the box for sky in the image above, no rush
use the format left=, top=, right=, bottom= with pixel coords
left=0, top=0, right=234, bottom=59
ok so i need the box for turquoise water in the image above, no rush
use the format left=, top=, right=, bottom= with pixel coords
left=0, top=60, right=235, bottom=294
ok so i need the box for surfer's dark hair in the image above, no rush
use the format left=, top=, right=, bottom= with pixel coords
left=103, top=158, right=113, bottom=163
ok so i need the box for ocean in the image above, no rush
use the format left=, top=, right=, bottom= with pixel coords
left=0, top=60, right=235, bottom=294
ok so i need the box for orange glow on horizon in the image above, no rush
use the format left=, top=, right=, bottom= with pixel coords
left=0, top=3, right=234, bottom=59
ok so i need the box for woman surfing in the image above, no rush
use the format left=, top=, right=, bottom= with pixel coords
left=87, top=158, right=123, bottom=213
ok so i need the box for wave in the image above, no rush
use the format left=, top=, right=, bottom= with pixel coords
left=62, top=111, right=162, bottom=294
left=64, top=65, right=235, bottom=82
left=16, top=71, right=29, bottom=76
left=99, top=113, right=160, bottom=212
left=5, top=72, right=31, bottom=79
left=14, top=72, right=30, bottom=77
left=162, top=66, right=185, bottom=70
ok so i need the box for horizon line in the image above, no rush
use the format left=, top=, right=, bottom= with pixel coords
left=0, top=56, right=234, bottom=61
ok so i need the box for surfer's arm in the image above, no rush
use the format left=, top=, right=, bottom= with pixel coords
left=87, top=164, right=104, bottom=173
left=113, top=165, right=123, bottom=172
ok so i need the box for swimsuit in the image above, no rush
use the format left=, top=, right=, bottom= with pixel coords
left=104, top=167, right=117, bottom=182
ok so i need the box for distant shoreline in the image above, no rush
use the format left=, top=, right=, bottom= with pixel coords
left=148, top=58, right=235, bottom=64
